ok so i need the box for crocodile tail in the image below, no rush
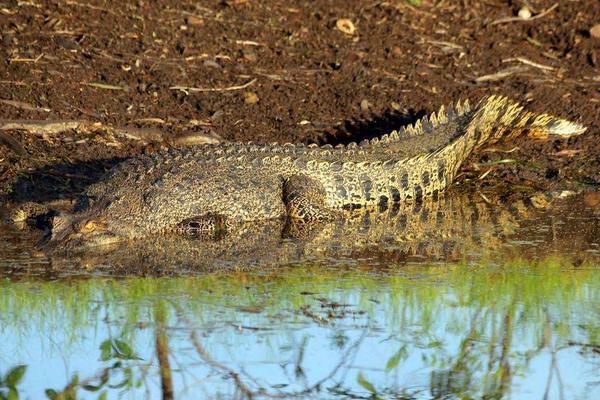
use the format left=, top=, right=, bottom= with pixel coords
left=467, top=95, right=586, bottom=151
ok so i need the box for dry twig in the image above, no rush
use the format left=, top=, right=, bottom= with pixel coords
left=170, top=78, right=257, bottom=93
left=235, top=40, right=262, bottom=46
left=9, top=54, right=44, bottom=63
left=0, top=99, right=51, bottom=112
left=84, top=82, right=127, bottom=91
left=0, top=119, right=222, bottom=146
left=0, top=120, right=89, bottom=135
left=490, top=3, right=558, bottom=26
left=475, top=66, right=529, bottom=82
left=502, top=57, right=555, bottom=71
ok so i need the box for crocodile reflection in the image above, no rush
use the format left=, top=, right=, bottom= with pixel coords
left=48, top=192, right=599, bottom=274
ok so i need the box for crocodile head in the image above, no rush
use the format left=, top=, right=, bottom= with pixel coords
left=41, top=212, right=127, bottom=252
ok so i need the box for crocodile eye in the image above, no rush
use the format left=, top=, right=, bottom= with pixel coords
left=80, top=220, right=99, bottom=233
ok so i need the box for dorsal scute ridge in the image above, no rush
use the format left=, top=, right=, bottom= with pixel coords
left=196, top=97, right=474, bottom=157
left=428, top=111, right=438, bottom=125
left=388, top=97, right=472, bottom=141
left=437, top=105, right=447, bottom=124
left=413, top=119, right=423, bottom=134
left=225, top=97, right=475, bottom=154
left=420, top=114, right=433, bottom=132
left=459, top=98, right=471, bottom=113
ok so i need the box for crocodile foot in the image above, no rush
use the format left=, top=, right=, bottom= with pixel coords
left=283, top=174, right=335, bottom=221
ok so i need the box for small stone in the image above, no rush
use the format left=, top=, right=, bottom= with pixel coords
left=243, top=92, right=259, bottom=104
left=557, top=190, right=576, bottom=199
left=203, top=60, right=221, bottom=69
left=583, top=192, right=600, bottom=207
left=186, top=15, right=204, bottom=26
left=590, top=24, right=600, bottom=39
left=518, top=7, right=531, bottom=20
left=530, top=193, right=550, bottom=209
left=336, top=19, right=356, bottom=35
left=360, top=99, right=371, bottom=112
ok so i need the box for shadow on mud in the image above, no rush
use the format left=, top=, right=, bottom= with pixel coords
left=315, top=108, right=426, bottom=146
left=8, top=157, right=125, bottom=205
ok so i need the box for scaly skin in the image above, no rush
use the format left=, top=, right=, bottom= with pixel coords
left=37, top=95, right=585, bottom=249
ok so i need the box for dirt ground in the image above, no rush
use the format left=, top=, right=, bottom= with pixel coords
left=0, top=0, right=599, bottom=206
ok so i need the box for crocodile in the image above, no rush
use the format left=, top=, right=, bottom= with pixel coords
left=18, top=95, right=585, bottom=250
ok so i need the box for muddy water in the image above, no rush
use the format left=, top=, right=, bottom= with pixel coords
left=0, top=193, right=599, bottom=399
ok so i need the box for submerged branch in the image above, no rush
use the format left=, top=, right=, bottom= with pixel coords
left=155, top=305, right=175, bottom=400
left=176, top=303, right=368, bottom=399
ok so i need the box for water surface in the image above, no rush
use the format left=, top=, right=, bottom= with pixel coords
left=1, top=193, right=599, bottom=399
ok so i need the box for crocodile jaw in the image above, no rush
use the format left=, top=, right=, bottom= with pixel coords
left=41, top=213, right=127, bottom=252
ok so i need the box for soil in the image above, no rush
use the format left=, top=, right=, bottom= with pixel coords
left=0, top=0, right=599, bottom=206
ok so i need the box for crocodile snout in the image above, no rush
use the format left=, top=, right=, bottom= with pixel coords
left=40, top=214, right=125, bottom=253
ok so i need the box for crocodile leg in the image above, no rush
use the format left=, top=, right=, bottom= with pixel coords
left=283, top=174, right=335, bottom=221
left=175, top=213, right=229, bottom=240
